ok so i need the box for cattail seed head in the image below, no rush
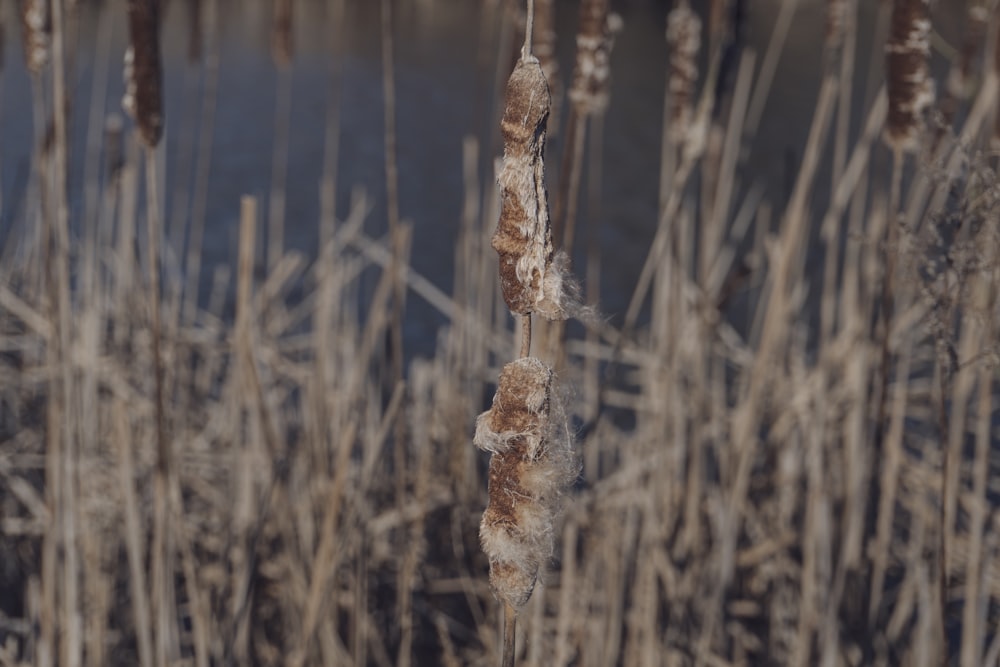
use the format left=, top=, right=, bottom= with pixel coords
left=666, top=3, right=701, bottom=143
left=124, top=0, right=164, bottom=148
left=492, top=56, right=571, bottom=319
left=272, top=0, right=294, bottom=68
left=568, top=0, right=622, bottom=114
left=948, top=1, right=989, bottom=100
left=826, top=0, right=847, bottom=54
left=533, top=0, right=561, bottom=128
left=884, top=0, right=933, bottom=152
left=20, top=0, right=50, bottom=75
left=476, top=357, right=578, bottom=611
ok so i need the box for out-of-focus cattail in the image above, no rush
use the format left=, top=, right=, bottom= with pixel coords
left=666, top=2, right=701, bottom=143
left=475, top=357, right=577, bottom=610
left=20, top=0, right=50, bottom=75
left=825, top=0, right=848, bottom=57
left=186, top=0, right=203, bottom=64
left=124, top=0, right=164, bottom=148
left=947, top=0, right=988, bottom=100
left=935, top=0, right=988, bottom=141
left=493, top=56, right=576, bottom=320
left=272, top=0, right=294, bottom=68
left=533, top=0, right=560, bottom=126
left=567, top=0, right=622, bottom=115
left=884, top=0, right=933, bottom=152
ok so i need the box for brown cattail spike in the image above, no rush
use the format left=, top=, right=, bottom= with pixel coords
left=884, top=0, right=933, bottom=152
left=533, top=0, right=560, bottom=127
left=20, top=0, right=50, bottom=75
left=272, top=0, right=294, bottom=68
left=568, top=0, right=621, bottom=115
left=475, top=357, right=577, bottom=610
left=125, top=0, right=164, bottom=148
left=493, top=56, right=563, bottom=318
left=826, top=0, right=847, bottom=52
left=666, top=3, right=701, bottom=143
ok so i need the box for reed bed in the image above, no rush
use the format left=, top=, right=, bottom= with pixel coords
left=1, top=1, right=1000, bottom=666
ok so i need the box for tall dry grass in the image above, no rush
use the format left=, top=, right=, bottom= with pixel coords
left=1, top=1, right=1000, bottom=666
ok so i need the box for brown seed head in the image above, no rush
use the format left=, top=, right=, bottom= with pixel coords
left=493, top=57, right=556, bottom=316
left=272, top=0, right=294, bottom=68
left=20, top=0, right=50, bottom=75
left=476, top=357, right=578, bottom=611
left=666, top=3, right=701, bottom=142
left=568, top=0, right=622, bottom=114
left=125, top=0, right=164, bottom=148
left=884, top=0, right=933, bottom=152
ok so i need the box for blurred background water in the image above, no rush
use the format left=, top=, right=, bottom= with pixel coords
left=0, top=0, right=960, bottom=356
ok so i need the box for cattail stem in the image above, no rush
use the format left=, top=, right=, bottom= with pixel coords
left=520, top=314, right=531, bottom=358
left=501, top=602, right=517, bottom=667
left=522, top=0, right=534, bottom=60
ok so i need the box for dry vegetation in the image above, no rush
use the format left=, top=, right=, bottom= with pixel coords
left=2, top=0, right=1000, bottom=665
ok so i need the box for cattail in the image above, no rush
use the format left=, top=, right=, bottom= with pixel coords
left=19, top=0, right=49, bottom=75
left=124, top=0, right=164, bottom=148
left=567, top=0, right=622, bottom=115
left=186, top=0, right=203, bottom=64
left=666, top=2, right=701, bottom=142
left=493, top=56, right=575, bottom=320
left=884, top=0, right=933, bottom=152
left=475, top=357, right=578, bottom=610
left=825, top=0, right=847, bottom=57
left=948, top=0, right=988, bottom=100
left=272, top=0, right=294, bottom=68
left=533, top=0, right=561, bottom=126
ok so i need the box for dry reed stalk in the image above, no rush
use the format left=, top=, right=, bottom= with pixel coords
left=124, top=0, right=163, bottom=149
left=475, top=357, right=577, bottom=612
left=883, top=0, right=933, bottom=152
left=19, top=0, right=49, bottom=74
left=666, top=2, right=701, bottom=144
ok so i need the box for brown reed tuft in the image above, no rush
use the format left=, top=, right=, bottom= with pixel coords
left=124, top=0, right=164, bottom=148
left=666, top=2, right=701, bottom=142
left=884, top=0, right=933, bottom=151
left=19, top=0, right=50, bottom=75
left=567, top=0, right=621, bottom=115
left=493, top=55, right=575, bottom=320
left=475, top=357, right=578, bottom=610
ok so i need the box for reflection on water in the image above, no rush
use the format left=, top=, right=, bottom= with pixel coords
left=0, top=0, right=957, bottom=353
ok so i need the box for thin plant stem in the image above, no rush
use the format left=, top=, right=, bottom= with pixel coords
left=521, top=314, right=532, bottom=358
left=502, top=602, right=517, bottom=667
left=522, top=0, right=534, bottom=60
